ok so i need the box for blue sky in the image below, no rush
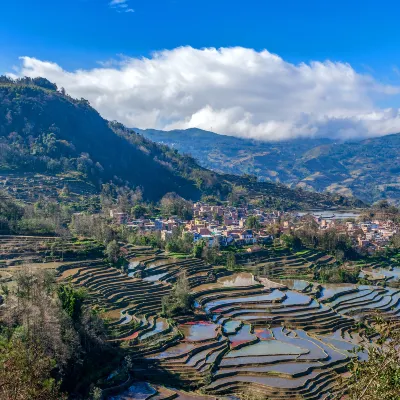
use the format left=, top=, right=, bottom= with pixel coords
left=2, top=0, right=400, bottom=140
left=2, top=0, right=400, bottom=77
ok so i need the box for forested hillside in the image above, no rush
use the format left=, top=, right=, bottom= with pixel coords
left=139, top=127, right=400, bottom=205
left=0, top=77, right=363, bottom=209
left=0, top=77, right=208, bottom=200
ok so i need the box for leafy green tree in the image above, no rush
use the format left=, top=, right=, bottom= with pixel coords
left=160, top=192, right=193, bottom=220
left=162, top=273, right=192, bottom=317
left=226, top=252, right=237, bottom=271
left=105, top=240, right=120, bottom=263
left=246, top=215, right=260, bottom=230
left=57, top=284, right=86, bottom=321
left=131, top=204, right=147, bottom=219
left=193, top=240, right=206, bottom=259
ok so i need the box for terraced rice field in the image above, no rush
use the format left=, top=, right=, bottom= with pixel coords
left=0, top=235, right=102, bottom=266
left=238, top=245, right=337, bottom=280
left=356, top=256, right=400, bottom=283
left=57, top=248, right=400, bottom=399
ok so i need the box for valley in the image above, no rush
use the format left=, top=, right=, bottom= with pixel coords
left=138, top=128, right=400, bottom=206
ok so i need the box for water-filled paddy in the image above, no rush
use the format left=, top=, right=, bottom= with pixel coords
left=109, top=382, right=156, bottom=400
left=150, top=342, right=197, bottom=359
left=140, top=319, right=168, bottom=340
left=204, top=290, right=286, bottom=313
left=219, top=272, right=258, bottom=287
left=319, top=284, right=357, bottom=301
left=120, top=312, right=133, bottom=325
left=142, top=272, right=169, bottom=282
left=180, top=321, right=218, bottom=341
left=281, top=290, right=311, bottom=306
left=373, top=267, right=400, bottom=280
left=222, top=320, right=242, bottom=334
left=279, top=279, right=311, bottom=292
left=226, top=340, right=308, bottom=357
left=229, top=324, right=256, bottom=348
left=254, top=328, right=274, bottom=340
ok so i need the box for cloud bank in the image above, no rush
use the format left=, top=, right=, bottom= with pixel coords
left=13, top=46, right=400, bottom=141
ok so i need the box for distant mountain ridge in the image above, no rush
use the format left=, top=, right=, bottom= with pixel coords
left=137, top=127, right=400, bottom=205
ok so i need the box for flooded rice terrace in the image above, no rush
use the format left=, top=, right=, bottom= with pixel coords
left=296, top=210, right=361, bottom=219
left=133, top=269, right=386, bottom=399
left=58, top=251, right=400, bottom=400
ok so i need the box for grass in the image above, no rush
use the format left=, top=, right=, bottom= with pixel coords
left=295, top=250, right=311, bottom=256
left=168, top=252, right=190, bottom=259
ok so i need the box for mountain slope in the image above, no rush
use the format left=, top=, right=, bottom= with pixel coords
left=136, top=127, right=333, bottom=180
left=294, top=134, right=400, bottom=204
left=138, top=127, right=400, bottom=205
left=0, top=77, right=364, bottom=209
left=0, top=78, right=203, bottom=200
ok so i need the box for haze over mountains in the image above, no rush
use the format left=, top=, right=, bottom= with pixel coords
left=138, top=127, right=400, bottom=205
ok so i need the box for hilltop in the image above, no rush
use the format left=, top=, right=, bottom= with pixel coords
left=138, top=127, right=400, bottom=205
left=0, top=77, right=363, bottom=210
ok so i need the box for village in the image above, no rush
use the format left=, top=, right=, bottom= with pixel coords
left=110, top=202, right=400, bottom=254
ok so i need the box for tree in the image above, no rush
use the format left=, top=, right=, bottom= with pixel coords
left=162, top=273, right=192, bottom=317
left=0, top=336, right=67, bottom=400
left=131, top=204, right=147, bottom=219
left=226, top=252, right=237, bottom=271
left=391, top=233, right=400, bottom=249
left=193, top=240, right=205, bottom=259
left=0, top=268, right=110, bottom=399
left=339, top=318, right=400, bottom=399
left=57, top=284, right=86, bottom=321
left=105, top=240, right=120, bottom=263
left=160, top=192, right=193, bottom=220
left=246, top=215, right=260, bottom=230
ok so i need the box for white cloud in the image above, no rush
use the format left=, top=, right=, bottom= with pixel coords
left=13, top=46, right=400, bottom=141
left=108, top=0, right=134, bottom=13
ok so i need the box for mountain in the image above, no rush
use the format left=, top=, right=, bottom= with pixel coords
left=0, top=77, right=204, bottom=200
left=0, top=77, right=363, bottom=210
left=135, top=128, right=333, bottom=181
left=137, top=127, right=400, bottom=205
left=294, top=134, right=400, bottom=204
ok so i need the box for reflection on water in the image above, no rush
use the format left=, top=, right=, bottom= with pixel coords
left=279, top=279, right=310, bottom=292
left=109, top=382, right=156, bottom=400
left=374, top=267, right=400, bottom=281
left=180, top=321, right=218, bottom=341
left=254, top=328, right=274, bottom=340
left=226, top=340, right=307, bottom=357
left=143, top=272, right=169, bottom=282
left=219, top=272, right=258, bottom=287
left=319, top=284, right=357, bottom=301
left=205, top=290, right=286, bottom=313
left=229, top=324, right=256, bottom=348
left=296, top=210, right=361, bottom=220
left=223, top=320, right=242, bottom=334
left=140, top=319, right=168, bottom=340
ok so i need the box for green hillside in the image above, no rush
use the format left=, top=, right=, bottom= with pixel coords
left=0, top=77, right=206, bottom=200
left=0, top=77, right=364, bottom=210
